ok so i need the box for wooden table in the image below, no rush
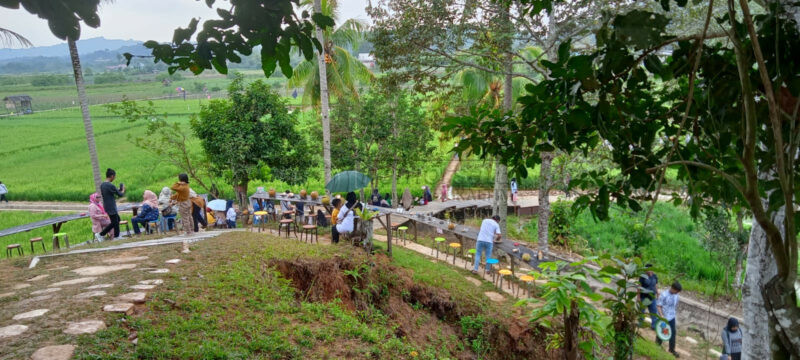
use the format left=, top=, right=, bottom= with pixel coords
left=0, top=203, right=141, bottom=239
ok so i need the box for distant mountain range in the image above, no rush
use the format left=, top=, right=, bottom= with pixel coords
left=0, top=37, right=142, bottom=61
left=0, top=37, right=158, bottom=74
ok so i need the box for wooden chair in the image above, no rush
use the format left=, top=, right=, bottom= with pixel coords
left=6, top=244, right=23, bottom=258
left=29, top=237, right=46, bottom=253
left=279, top=219, right=297, bottom=239
left=301, top=225, right=318, bottom=244
left=119, top=220, right=131, bottom=237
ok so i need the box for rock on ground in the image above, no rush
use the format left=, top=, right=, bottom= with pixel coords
left=85, top=283, right=114, bottom=289
left=130, top=284, right=156, bottom=290
left=117, top=292, right=147, bottom=303
left=31, top=288, right=62, bottom=295
left=165, top=259, right=181, bottom=264
left=103, top=303, right=134, bottom=315
left=49, top=277, right=97, bottom=287
left=27, top=274, right=50, bottom=282
left=74, top=290, right=107, bottom=299
left=72, top=264, right=137, bottom=276
left=149, top=269, right=169, bottom=273
left=464, top=276, right=482, bottom=286
left=484, top=291, right=506, bottom=302
left=103, top=256, right=148, bottom=264
left=0, top=324, right=28, bottom=338
left=63, top=320, right=106, bottom=335
left=31, top=344, right=75, bottom=360
left=12, top=283, right=31, bottom=290
left=139, top=279, right=163, bottom=285
left=12, top=309, right=49, bottom=320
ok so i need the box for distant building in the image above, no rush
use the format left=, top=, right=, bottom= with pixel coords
left=3, top=95, right=33, bottom=115
left=358, top=53, right=375, bottom=68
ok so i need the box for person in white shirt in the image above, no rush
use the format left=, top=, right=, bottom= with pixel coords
left=336, top=192, right=361, bottom=235
left=225, top=200, right=237, bottom=228
left=656, top=281, right=682, bottom=358
left=472, top=215, right=501, bottom=273
left=0, top=181, right=7, bottom=203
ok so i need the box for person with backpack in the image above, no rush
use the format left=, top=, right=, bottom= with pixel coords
left=721, top=318, right=742, bottom=360
left=639, top=264, right=659, bottom=329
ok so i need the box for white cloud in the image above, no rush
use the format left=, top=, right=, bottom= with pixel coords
left=0, top=0, right=370, bottom=48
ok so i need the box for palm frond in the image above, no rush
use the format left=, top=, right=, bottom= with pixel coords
left=287, top=60, right=317, bottom=89
left=0, top=27, right=32, bottom=48
left=330, top=18, right=367, bottom=50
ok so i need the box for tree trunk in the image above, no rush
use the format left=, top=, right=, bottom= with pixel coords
left=742, top=202, right=782, bottom=359
left=234, top=182, right=248, bottom=212
left=391, top=161, right=398, bottom=208
left=538, top=152, right=553, bottom=251
left=734, top=210, right=747, bottom=289
left=563, top=300, right=580, bottom=360
left=69, top=38, right=102, bottom=193
left=314, top=0, right=332, bottom=193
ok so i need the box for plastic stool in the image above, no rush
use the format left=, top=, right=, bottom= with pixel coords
left=146, top=220, right=160, bottom=234
left=467, top=248, right=476, bottom=269
left=160, top=215, right=177, bottom=233
left=448, top=242, right=461, bottom=265
left=433, top=237, right=446, bottom=258
left=498, top=269, right=513, bottom=290
left=52, top=232, right=69, bottom=249
left=119, top=220, right=131, bottom=237
left=6, top=244, right=22, bottom=258
left=485, top=258, right=499, bottom=277
left=397, top=226, right=409, bottom=245
left=29, top=237, right=46, bottom=253
left=253, top=211, right=269, bottom=232
left=518, top=275, right=535, bottom=297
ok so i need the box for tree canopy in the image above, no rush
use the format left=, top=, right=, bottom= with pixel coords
left=192, top=75, right=312, bottom=206
left=125, top=0, right=334, bottom=78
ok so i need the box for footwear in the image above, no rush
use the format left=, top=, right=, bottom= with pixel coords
left=471, top=270, right=478, bottom=274
left=670, top=351, right=680, bottom=358
left=94, top=233, right=103, bottom=242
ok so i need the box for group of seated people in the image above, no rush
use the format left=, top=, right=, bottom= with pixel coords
left=89, top=184, right=237, bottom=240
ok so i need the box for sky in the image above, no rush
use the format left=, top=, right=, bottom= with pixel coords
left=0, top=0, right=371, bottom=49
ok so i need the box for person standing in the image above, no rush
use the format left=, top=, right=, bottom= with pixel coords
left=0, top=181, right=8, bottom=203
left=656, top=281, right=683, bottom=358
left=225, top=200, right=237, bottom=228
left=721, top=317, right=743, bottom=360
left=330, top=198, right=342, bottom=244
left=639, top=264, right=659, bottom=329
left=190, top=189, right=207, bottom=232
left=97, top=168, right=125, bottom=241
left=422, top=186, right=433, bottom=205
left=472, top=215, right=502, bottom=274
left=510, top=178, right=518, bottom=203
left=170, top=173, right=192, bottom=236
left=440, top=183, right=449, bottom=202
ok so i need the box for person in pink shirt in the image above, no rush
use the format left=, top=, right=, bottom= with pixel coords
left=88, top=192, right=110, bottom=241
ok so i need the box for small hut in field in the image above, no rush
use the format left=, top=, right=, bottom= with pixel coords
left=3, top=95, right=33, bottom=115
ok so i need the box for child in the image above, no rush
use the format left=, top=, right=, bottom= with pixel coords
left=330, top=198, right=342, bottom=244
left=88, top=192, right=110, bottom=241
left=0, top=181, right=8, bottom=203
left=206, top=207, right=216, bottom=228
left=656, top=281, right=682, bottom=358
left=226, top=200, right=237, bottom=228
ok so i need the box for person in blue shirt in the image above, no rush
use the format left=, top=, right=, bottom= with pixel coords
left=639, top=264, right=659, bottom=329
left=131, top=190, right=159, bottom=235
left=656, top=281, right=682, bottom=358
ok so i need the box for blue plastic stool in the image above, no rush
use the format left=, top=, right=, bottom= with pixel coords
left=147, top=220, right=160, bottom=235
left=485, top=258, right=499, bottom=277
left=159, top=215, right=177, bottom=233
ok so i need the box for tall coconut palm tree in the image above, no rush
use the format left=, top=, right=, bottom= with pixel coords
left=291, top=0, right=374, bottom=186
left=68, top=37, right=103, bottom=192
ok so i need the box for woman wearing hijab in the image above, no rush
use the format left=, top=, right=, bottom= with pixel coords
left=721, top=317, right=742, bottom=360
left=158, top=187, right=177, bottom=231
left=422, top=186, right=433, bottom=205
left=336, top=192, right=361, bottom=236
left=132, top=190, right=160, bottom=235
left=89, top=192, right=111, bottom=241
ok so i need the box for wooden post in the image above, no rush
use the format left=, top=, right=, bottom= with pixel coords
left=386, top=213, right=392, bottom=258
left=413, top=220, right=418, bottom=242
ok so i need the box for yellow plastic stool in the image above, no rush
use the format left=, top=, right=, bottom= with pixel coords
left=448, top=242, right=461, bottom=265
left=518, top=275, right=535, bottom=297
left=498, top=269, right=513, bottom=291
left=254, top=211, right=268, bottom=233
left=397, top=226, right=409, bottom=245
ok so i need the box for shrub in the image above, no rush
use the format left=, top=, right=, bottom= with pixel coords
left=548, top=201, right=572, bottom=246
left=30, top=74, right=71, bottom=86
left=93, top=72, right=127, bottom=84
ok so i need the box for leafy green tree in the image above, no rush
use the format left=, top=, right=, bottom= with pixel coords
left=452, top=0, right=800, bottom=357
left=106, top=98, right=221, bottom=198
left=192, top=75, right=312, bottom=208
